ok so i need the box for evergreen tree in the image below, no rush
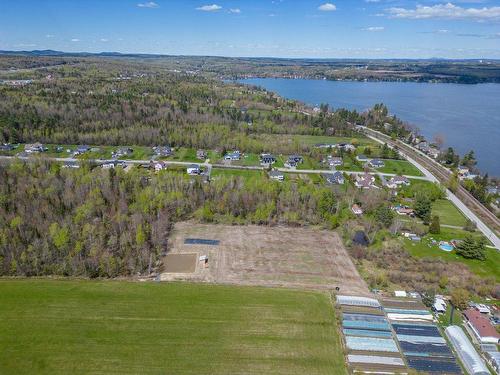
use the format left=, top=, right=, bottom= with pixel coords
left=455, top=235, right=486, bottom=260
left=429, top=215, right=440, bottom=234
left=414, top=193, right=432, bottom=224
left=375, top=205, right=394, bottom=228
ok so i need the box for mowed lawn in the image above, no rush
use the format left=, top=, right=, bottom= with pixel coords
left=377, top=159, right=423, bottom=177
left=431, top=199, right=467, bottom=227
left=0, top=280, right=346, bottom=375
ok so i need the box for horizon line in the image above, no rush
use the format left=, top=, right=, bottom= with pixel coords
left=1, top=49, right=500, bottom=61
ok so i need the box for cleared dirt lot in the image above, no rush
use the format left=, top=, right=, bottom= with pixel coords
left=160, top=222, right=369, bottom=296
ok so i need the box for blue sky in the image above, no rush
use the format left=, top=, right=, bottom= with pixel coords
left=1, top=0, right=499, bottom=58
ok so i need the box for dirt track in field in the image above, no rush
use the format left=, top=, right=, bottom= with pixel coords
left=160, top=222, right=369, bottom=296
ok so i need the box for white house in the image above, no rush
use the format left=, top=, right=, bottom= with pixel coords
left=269, top=170, right=284, bottom=181
left=187, top=164, right=201, bottom=175
left=153, top=161, right=167, bottom=172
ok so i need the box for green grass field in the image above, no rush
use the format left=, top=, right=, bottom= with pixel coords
left=377, top=159, right=423, bottom=177
left=291, top=135, right=373, bottom=147
left=0, top=280, right=345, bottom=375
left=431, top=199, right=467, bottom=227
left=212, top=168, right=264, bottom=179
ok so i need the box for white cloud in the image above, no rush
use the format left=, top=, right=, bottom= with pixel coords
left=318, top=3, right=336, bottom=12
left=229, top=8, right=241, bottom=14
left=45, top=34, right=54, bottom=38
left=71, top=38, right=80, bottom=42
left=137, top=2, right=159, bottom=8
left=363, top=26, right=385, bottom=32
left=386, top=3, right=500, bottom=21
left=100, top=38, right=109, bottom=42
left=196, top=4, right=222, bottom=12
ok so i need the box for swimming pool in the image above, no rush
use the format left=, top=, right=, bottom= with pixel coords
left=439, top=243, right=454, bottom=252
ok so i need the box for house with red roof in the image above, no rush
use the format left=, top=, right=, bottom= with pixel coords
left=463, top=308, right=500, bottom=344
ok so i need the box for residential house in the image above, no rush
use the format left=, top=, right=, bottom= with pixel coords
left=369, top=159, right=385, bottom=168
left=356, top=154, right=369, bottom=162
left=393, top=205, right=415, bottom=216
left=355, top=173, right=375, bottom=189
left=486, top=186, right=498, bottom=195
left=101, top=161, right=123, bottom=169
left=153, top=161, right=167, bottom=172
left=328, top=156, right=343, bottom=168
left=269, top=170, right=284, bottom=181
left=286, top=155, right=303, bottom=168
left=153, top=146, right=173, bottom=157
left=25, top=143, right=47, bottom=153
left=324, top=171, right=345, bottom=185
left=224, top=150, right=241, bottom=161
left=260, top=153, right=276, bottom=165
left=76, top=145, right=90, bottom=154
left=112, top=147, right=133, bottom=158
left=463, top=308, right=500, bottom=344
left=187, top=164, right=201, bottom=175
left=337, top=143, right=356, bottom=152
left=416, top=141, right=429, bottom=152
left=351, top=204, right=363, bottom=215
left=196, top=149, right=207, bottom=160
left=387, top=175, right=410, bottom=189
left=427, top=147, right=441, bottom=159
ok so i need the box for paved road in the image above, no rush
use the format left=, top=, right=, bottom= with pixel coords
left=361, top=127, right=500, bottom=250
left=0, top=155, right=430, bottom=180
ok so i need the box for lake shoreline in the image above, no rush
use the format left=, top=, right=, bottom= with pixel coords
left=237, top=78, right=500, bottom=176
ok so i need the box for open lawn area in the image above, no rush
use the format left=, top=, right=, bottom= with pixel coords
left=377, top=159, right=423, bottom=177
left=291, top=135, right=373, bottom=147
left=402, top=227, right=500, bottom=281
left=431, top=199, right=467, bottom=227
left=212, top=168, right=264, bottom=179
left=0, top=280, right=346, bottom=375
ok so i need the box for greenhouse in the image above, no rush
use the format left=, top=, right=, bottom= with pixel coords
left=337, top=295, right=381, bottom=308
left=407, top=357, right=462, bottom=374
left=396, top=334, right=446, bottom=344
left=345, top=336, right=399, bottom=352
left=343, top=313, right=386, bottom=322
left=384, top=308, right=432, bottom=315
left=399, top=341, right=453, bottom=357
left=347, top=354, right=405, bottom=366
left=343, top=328, right=393, bottom=338
left=343, top=320, right=391, bottom=331
left=445, top=325, right=490, bottom=375
left=393, top=324, right=441, bottom=337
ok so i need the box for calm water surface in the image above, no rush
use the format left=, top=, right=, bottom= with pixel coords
left=238, top=78, right=500, bottom=176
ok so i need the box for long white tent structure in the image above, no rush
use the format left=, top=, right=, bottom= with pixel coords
left=445, top=325, right=490, bottom=375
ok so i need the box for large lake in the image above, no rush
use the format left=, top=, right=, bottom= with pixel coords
left=238, top=78, right=500, bottom=176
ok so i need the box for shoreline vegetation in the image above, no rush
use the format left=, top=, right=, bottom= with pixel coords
left=1, top=51, right=500, bottom=84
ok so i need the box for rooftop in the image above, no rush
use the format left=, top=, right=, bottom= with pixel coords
left=464, top=308, right=500, bottom=340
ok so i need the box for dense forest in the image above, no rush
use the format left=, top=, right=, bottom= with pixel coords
left=0, top=58, right=361, bottom=152
left=0, top=160, right=341, bottom=277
